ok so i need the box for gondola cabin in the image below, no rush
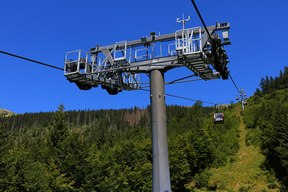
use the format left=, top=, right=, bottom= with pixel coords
left=213, top=112, right=224, bottom=123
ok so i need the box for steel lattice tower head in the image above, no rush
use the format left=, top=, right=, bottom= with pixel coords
left=64, top=18, right=231, bottom=95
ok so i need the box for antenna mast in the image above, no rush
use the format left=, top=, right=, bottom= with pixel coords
left=177, top=13, right=191, bottom=31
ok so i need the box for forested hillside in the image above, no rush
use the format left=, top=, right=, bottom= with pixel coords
left=0, top=107, right=147, bottom=130
left=0, top=103, right=240, bottom=191
left=254, top=66, right=288, bottom=97
left=1, top=67, right=286, bottom=191
left=243, top=66, right=288, bottom=190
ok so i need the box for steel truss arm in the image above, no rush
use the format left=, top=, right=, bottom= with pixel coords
left=64, top=22, right=231, bottom=95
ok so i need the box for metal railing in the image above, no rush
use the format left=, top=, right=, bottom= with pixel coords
left=175, top=27, right=202, bottom=55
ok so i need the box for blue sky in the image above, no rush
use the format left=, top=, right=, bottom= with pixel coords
left=0, top=0, right=287, bottom=113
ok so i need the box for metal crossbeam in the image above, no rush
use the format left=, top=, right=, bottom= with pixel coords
left=64, top=22, right=230, bottom=94
left=90, top=24, right=229, bottom=53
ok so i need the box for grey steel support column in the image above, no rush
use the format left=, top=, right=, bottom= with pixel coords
left=150, top=69, right=171, bottom=192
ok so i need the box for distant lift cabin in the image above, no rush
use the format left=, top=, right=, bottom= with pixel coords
left=213, top=112, right=224, bottom=123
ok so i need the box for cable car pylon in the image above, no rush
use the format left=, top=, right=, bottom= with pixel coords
left=236, top=89, right=247, bottom=111
left=64, top=8, right=231, bottom=191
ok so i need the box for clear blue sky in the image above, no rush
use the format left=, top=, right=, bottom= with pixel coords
left=0, top=0, right=287, bottom=113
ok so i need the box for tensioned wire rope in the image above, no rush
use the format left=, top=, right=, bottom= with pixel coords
left=0, top=49, right=240, bottom=105
left=190, top=0, right=241, bottom=94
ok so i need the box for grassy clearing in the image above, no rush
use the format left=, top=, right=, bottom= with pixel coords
left=207, top=113, right=279, bottom=192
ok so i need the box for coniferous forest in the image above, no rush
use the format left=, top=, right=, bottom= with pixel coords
left=0, top=104, right=240, bottom=191
left=0, top=66, right=287, bottom=191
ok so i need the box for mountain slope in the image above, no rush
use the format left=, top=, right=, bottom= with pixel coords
left=0, top=109, right=14, bottom=117
left=208, top=111, right=279, bottom=191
